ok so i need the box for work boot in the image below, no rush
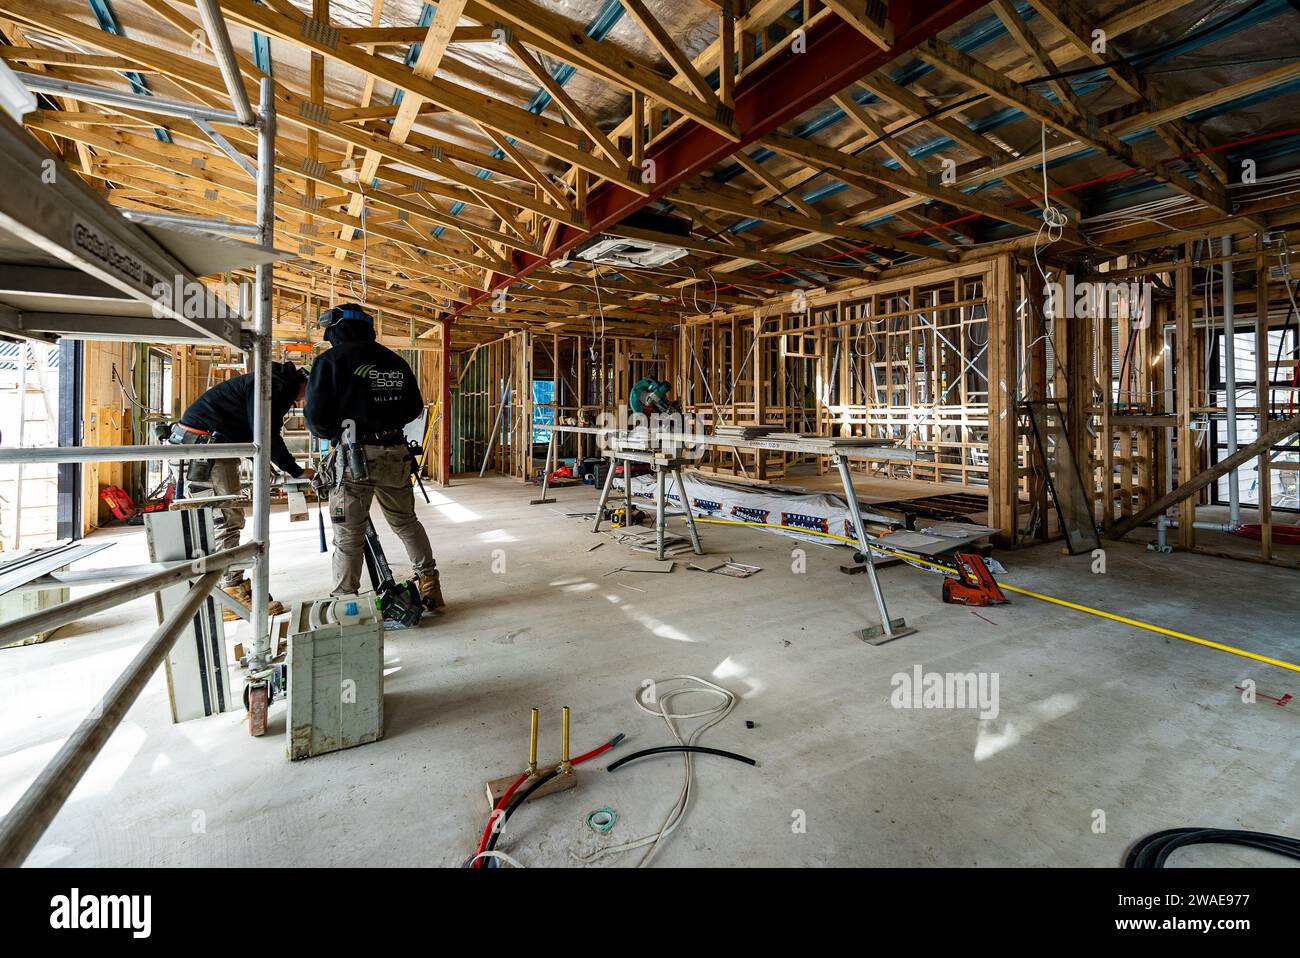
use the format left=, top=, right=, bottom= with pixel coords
left=221, top=579, right=250, bottom=619
left=417, top=571, right=445, bottom=611
left=221, top=578, right=285, bottom=621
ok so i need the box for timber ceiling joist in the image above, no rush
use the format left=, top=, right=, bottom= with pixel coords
left=4, top=0, right=1300, bottom=350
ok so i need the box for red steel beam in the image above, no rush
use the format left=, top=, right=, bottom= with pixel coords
left=446, top=0, right=989, bottom=320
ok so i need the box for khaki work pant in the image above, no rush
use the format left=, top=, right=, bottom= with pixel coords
left=187, top=458, right=245, bottom=587
left=331, top=444, right=436, bottom=595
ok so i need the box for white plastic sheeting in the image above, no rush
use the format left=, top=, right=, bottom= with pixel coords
left=611, top=468, right=900, bottom=549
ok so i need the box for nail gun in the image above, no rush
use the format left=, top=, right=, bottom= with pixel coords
left=940, top=552, right=1009, bottom=607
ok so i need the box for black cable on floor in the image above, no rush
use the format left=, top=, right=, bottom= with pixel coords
left=481, top=766, right=562, bottom=861
left=605, top=745, right=757, bottom=773
left=1124, top=828, right=1300, bottom=868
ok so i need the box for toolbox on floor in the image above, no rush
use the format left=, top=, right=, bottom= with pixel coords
left=286, top=595, right=385, bottom=760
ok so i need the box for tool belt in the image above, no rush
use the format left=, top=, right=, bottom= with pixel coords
left=168, top=422, right=214, bottom=444
left=357, top=428, right=405, bottom=446
left=166, top=422, right=218, bottom=482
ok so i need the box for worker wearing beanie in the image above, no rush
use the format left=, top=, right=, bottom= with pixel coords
left=305, top=302, right=445, bottom=610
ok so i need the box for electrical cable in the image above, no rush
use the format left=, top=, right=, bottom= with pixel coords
left=1115, top=321, right=1141, bottom=414
left=1138, top=54, right=1298, bottom=76
left=1230, top=522, right=1300, bottom=544
left=471, top=770, right=527, bottom=867
left=469, top=850, right=525, bottom=868
left=606, top=745, right=757, bottom=773
left=1084, top=168, right=1300, bottom=236
left=349, top=180, right=369, bottom=304
left=722, top=304, right=770, bottom=410
left=570, top=735, right=625, bottom=765
left=874, top=0, right=1270, bottom=155
left=591, top=264, right=606, bottom=345
left=1029, top=124, right=1071, bottom=393
left=1268, top=237, right=1300, bottom=417
left=482, top=766, right=561, bottom=860
left=1124, top=827, right=1300, bottom=868
left=1022, top=0, right=1269, bottom=88
left=571, top=675, right=740, bottom=867
left=1198, top=238, right=1218, bottom=407
left=476, top=732, right=625, bottom=866
left=683, top=264, right=719, bottom=317
left=111, top=358, right=166, bottom=420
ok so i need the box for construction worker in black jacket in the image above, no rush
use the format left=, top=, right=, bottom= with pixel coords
left=305, top=303, right=445, bottom=609
left=173, top=361, right=312, bottom=617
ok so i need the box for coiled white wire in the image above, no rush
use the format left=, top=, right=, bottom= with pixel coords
left=571, top=675, right=739, bottom=867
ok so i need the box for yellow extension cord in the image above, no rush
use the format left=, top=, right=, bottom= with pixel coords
left=675, top=515, right=1300, bottom=676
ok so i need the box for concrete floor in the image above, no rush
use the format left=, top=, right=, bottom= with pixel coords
left=2, top=476, right=1297, bottom=867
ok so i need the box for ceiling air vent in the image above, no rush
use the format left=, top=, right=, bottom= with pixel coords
left=572, top=236, right=688, bottom=269
left=570, top=209, right=692, bottom=269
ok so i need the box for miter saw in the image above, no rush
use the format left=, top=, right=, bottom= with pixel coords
left=629, top=377, right=681, bottom=416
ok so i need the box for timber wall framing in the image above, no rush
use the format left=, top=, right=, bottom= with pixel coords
left=453, top=329, right=671, bottom=479
left=679, top=259, right=1011, bottom=500
left=1034, top=230, right=1299, bottom=563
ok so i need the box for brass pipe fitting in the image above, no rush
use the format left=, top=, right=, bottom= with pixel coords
left=559, top=706, right=572, bottom=775
left=527, top=707, right=539, bottom=777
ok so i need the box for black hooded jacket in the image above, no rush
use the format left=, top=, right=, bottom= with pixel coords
left=179, top=361, right=306, bottom=478
left=305, top=318, right=423, bottom=444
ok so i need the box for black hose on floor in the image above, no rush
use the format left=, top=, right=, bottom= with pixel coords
left=606, top=745, right=757, bottom=773
left=481, top=766, right=563, bottom=862
left=1124, top=828, right=1300, bottom=868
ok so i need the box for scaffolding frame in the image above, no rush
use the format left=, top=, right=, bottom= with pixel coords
left=0, top=2, right=279, bottom=865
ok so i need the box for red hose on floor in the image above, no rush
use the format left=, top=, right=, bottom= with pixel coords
left=473, top=771, right=527, bottom=867
left=570, top=737, right=623, bottom=765
left=1230, top=523, right=1300, bottom=545
left=471, top=733, right=625, bottom=867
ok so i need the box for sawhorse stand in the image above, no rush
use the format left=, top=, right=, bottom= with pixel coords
left=591, top=450, right=704, bottom=561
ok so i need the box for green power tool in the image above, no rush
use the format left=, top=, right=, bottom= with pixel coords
left=361, top=519, right=424, bottom=630
left=629, top=377, right=680, bottom=416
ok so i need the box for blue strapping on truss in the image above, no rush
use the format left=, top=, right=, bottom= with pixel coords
left=251, top=31, right=273, bottom=76
left=86, top=0, right=171, bottom=142
left=433, top=0, right=626, bottom=240
left=389, top=0, right=1292, bottom=277
left=710, top=0, right=1293, bottom=243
